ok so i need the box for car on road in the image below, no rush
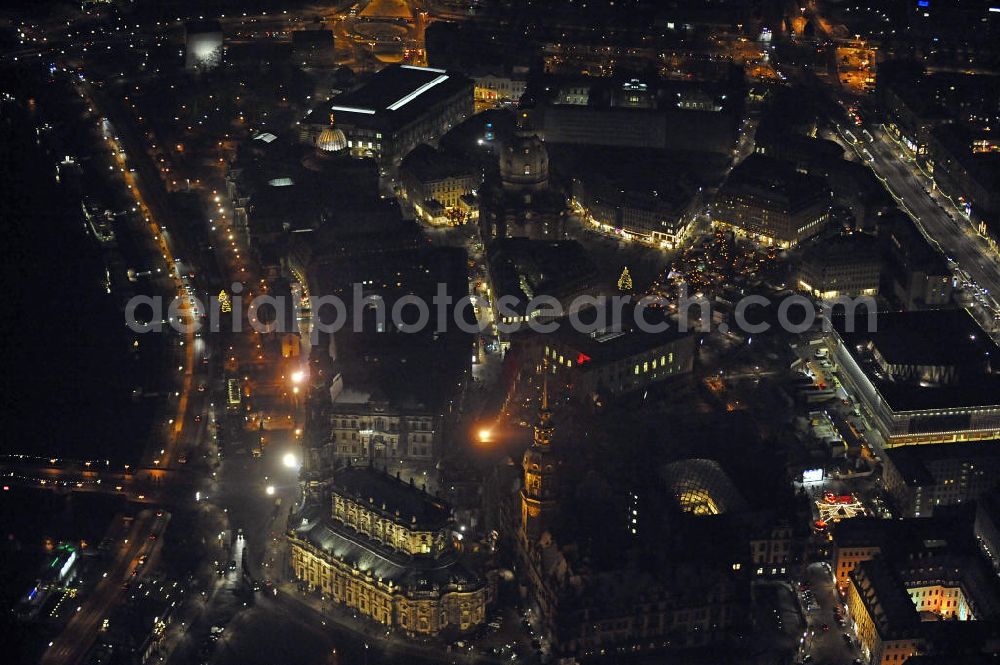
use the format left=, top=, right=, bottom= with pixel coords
left=228, top=559, right=237, bottom=572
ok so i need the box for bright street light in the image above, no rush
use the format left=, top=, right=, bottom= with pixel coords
left=282, top=452, right=299, bottom=469
left=290, top=370, right=305, bottom=384
left=266, top=485, right=275, bottom=496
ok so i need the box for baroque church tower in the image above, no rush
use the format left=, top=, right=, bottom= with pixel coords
left=520, top=368, right=559, bottom=540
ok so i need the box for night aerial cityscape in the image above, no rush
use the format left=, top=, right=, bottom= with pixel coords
left=3, top=1, right=1000, bottom=665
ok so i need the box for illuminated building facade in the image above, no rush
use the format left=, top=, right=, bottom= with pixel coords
left=571, top=175, right=698, bottom=248
left=846, top=550, right=1000, bottom=665
left=484, top=238, right=596, bottom=330
left=399, top=144, right=479, bottom=226
left=882, top=441, right=1000, bottom=517
left=472, top=69, right=527, bottom=108
left=798, top=231, right=881, bottom=300
left=288, top=465, right=488, bottom=636
left=828, top=310, right=1000, bottom=447
left=845, top=558, right=925, bottom=665
left=749, top=522, right=796, bottom=577
left=299, top=65, right=473, bottom=166
left=713, top=155, right=831, bottom=248
left=540, top=318, right=694, bottom=397
left=315, top=390, right=439, bottom=470
left=834, top=512, right=1000, bottom=664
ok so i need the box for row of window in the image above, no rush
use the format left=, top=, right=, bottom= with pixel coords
left=333, top=417, right=434, bottom=431
left=634, top=354, right=675, bottom=375
left=335, top=443, right=431, bottom=457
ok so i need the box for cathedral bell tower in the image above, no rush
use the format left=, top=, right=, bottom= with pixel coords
left=520, top=367, right=559, bottom=541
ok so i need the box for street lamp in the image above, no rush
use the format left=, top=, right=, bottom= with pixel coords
left=290, top=370, right=305, bottom=384
left=477, top=428, right=492, bottom=444
left=282, top=452, right=299, bottom=470
left=266, top=485, right=275, bottom=496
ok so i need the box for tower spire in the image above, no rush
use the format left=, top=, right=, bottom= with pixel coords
left=534, top=360, right=554, bottom=447
left=521, top=358, right=558, bottom=540
left=541, top=361, right=549, bottom=411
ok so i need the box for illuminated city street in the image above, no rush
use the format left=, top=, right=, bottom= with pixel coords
left=3, top=1, right=1000, bottom=665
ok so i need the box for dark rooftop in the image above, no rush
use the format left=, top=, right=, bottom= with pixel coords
left=291, top=29, right=334, bottom=50
left=833, top=510, right=979, bottom=557
left=400, top=143, right=477, bottom=183
left=878, top=209, right=951, bottom=277
left=486, top=238, right=598, bottom=310
left=303, top=65, right=472, bottom=132
left=801, top=230, right=880, bottom=266
left=548, top=307, right=692, bottom=365
left=832, top=309, right=1000, bottom=411
left=886, top=440, right=1000, bottom=489
left=334, top=464, right=452, bottom=531
left=721, top=154, right=830, bottom=213
left=852, top=558, right=920, bottom=637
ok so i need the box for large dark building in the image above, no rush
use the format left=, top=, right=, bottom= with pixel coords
left=299, top=65, right=474, bottom=166
left=528, top=76, right=742, bottom=155
left=878, top=210, right=954, bottom=310
left=828, top=309, right=1000, bottom=447
left=713, top=154, right=831, bottom=247
left=540, top=312, right=695, bottom=397
left=882, top=440, right=1000, bottom=517
left=484, top=238, right=597, bottom=330
left=798, top=231, right=882, bottom=300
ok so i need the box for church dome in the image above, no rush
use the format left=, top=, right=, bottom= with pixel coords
left=317, top=125, right=348, bottom=153
left=500, top=132, right=549, bottom=191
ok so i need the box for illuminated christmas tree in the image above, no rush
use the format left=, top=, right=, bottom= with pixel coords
left=617, top=266, right=633, bottom=292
